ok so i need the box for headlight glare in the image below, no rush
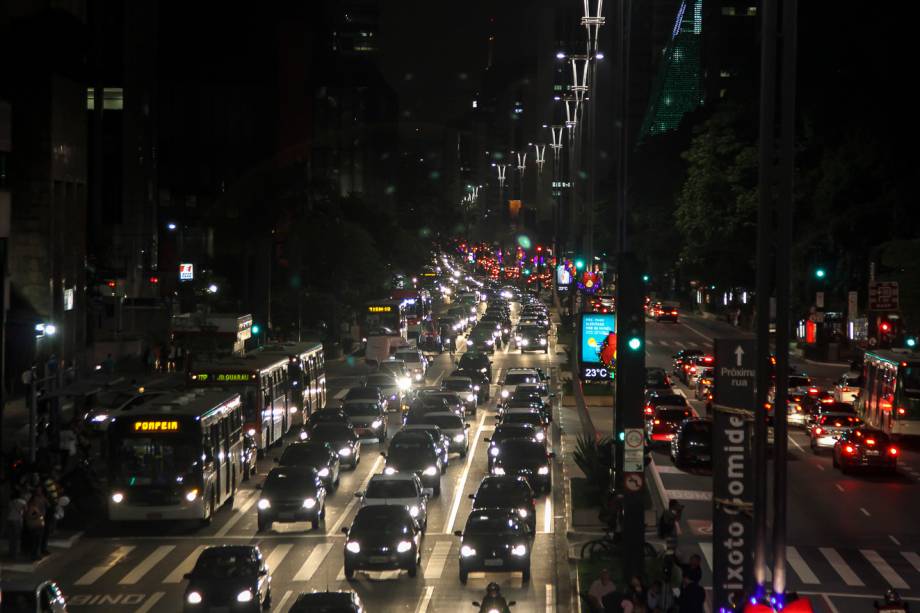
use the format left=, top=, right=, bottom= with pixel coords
left=338, top=447, right=352, bottom=456
left=490, top=446, right=499, bottom=457
left=371, top=419, right=383, bottom=429
left=518, top=508, right=528, bottom=517
left=409, top=505, right=420, bottom=517
left=186, top=591, right=203, bottom=605
left=538, top=465, right=550, bottom=475
left=384, top=466, right=397, bottom=475
left=317, top=467, right=330, bottom=477
left=423, top=465, right=438, bottom=476
left=467, top=393, right=476, bottom=402
left=461, top=545, right=477, bottom=557
left=473, top=385, right=480, bottom=391
left=111, top=492, right=124, bottom=504
left=236, top=590, right=253, bottom=603
left=303, top=497, right=316, bottom=509
left=492, top=466, right=505, bottom=475
left=501, top=390, right=509, bottom=398
left=247, top=428, right=256, bottom=436
left=346, top=540, right=361, bottom=553
left=257, top=498, right=271, bottom=510
left=453, top=433, right=466, bottom=443
left=397, top=540, right=413, bottom=553
left=185, top=489, right=199, bottom=502
left=511, top=544, right=527, bottom=557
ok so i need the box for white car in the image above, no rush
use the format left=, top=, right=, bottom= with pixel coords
left=499, top=368, right=541, bottom=400
left=356, top=473, right=429, bottom=532
left=833, top=373, right=862, bottom=403
left=395, top=350, right=428, bottom=383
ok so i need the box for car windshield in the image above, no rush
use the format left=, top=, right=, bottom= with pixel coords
left=658, top=409, right=692, bottom=422
left=819, top=415, right=862, bottom=428
left=345, top=388, right=377, bottom=400
left=279, top=444, right=329, bottom=466
left=505, top=373, right=537, bottom=385
left=111, top=435, right=197, bottom=485
left=497, top=440, right=545, bottom=459
left=352, top=508, right=411, bottom=534
left=343, top=403, right=379, bottom=417
left=443, top=379, right=471, bottom=391
left=264, top=469, right=317, bottom=493
left=390, top=436, right=432, bottom=452
left=465, top=515, right=521, bottom=536
left=366, top=480, right=418, bottom=498
left=193, top=552, right=259, bottom=579
left=476, top=481, right=529, bottom=505
left=366, top=375, right=396, bottom=386
left=822, top=403, right=855, bottom=414
left=311, top=425, right=354, bottom=441
left=419, top=415, right=462, bottom=429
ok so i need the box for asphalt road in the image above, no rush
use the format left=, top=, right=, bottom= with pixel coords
left=1, top=304, right=569, bottom=612
left=645, top=314, right=920, bottom=613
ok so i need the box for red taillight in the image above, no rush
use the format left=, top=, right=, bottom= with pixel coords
left=690, top=367, right=697, bottom=374
left=844, top=445, right=855, bottom=455
left=866, top=438, right=876, bottom=446
left=703, top=356, right=714, bottom=363
left=653, top=419, right=661, bottom=425
left=820, top=397, right=834, bottom=404
left=671, top=310, right=678, bottom=315
left=889, top=447, right=899, bottom=457
left=808, top=387, right=819, bottom=395
left=814, top=427, right=824, bottom=435
left=897, top=407, right=907, bottom=416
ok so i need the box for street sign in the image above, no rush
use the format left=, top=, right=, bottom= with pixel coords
left=848, top=290, right=858, bottom=320
left=869, top=281, right=899, bottom=311
left=179, top=263, right=194, bottom=281
left=815, top=291, right=824, bottom=308
left=624, top=473, right=643, bottom=492
left=714, top=338, right=756, bottom=410
left=623, top=428, right=644, bottom=472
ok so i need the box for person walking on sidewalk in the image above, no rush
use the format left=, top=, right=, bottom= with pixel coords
left=40, top=470, right=62, bottom=555
left=23, top=490, right=46, bottom=560
left=5, top=489, right=27, bottom=560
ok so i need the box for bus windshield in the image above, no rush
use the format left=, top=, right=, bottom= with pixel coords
left=901, top=366, right=920, bottom=395
left=112, top=436, right=198, bottom=485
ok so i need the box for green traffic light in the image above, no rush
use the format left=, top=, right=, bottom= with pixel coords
left=618, top=431, right=625, bottom=442
left=252, top=325, right=261, bottom=335
left=815, top=268, right=826, bottom=279
left=523, top=268, right=531, bottom=276
left=642, top=275, right=650, bottom=283
left=575, top=258, right=585, bottom=270
left=628, top=337, right=642, bottom=351
left=907, top=337, right=917, bottom=348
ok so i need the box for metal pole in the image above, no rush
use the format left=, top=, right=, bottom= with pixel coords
left=754, top=0, right=778, bottom=598
left=28, top=367, right=37, bottom=463
left=772, top=0, right=797, bottom=601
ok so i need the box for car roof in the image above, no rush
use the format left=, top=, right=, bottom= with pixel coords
left=200, top=544, right=261, bottom=557
left=368, top=472, right=419, bottom=483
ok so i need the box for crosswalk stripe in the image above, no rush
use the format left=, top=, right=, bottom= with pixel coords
left=134, top=591, right=164, bottom=613
left=276, top=590, right=294, bottom=612
left=265, top=544, right=293, bottom=573
left=216, top=491, right=260, bottom=537
left=336, top=565, right=346, bottom=581
left=902, top=551, right=920, bottom=574
left=163, top=546, right=206, bottom=584
left=119, top=545, right=175, bottom=585
left=786, top=546, right=820, bottom=584
left=423, top=541, right=452, bottom=579
left=698, top=542, right=714, bottom=570
left=293, top=542, right=334, bottom=581
left=820, top=547, right=864, bottom=586
left=415, top=586, right=435, bottom=613
left=544, top=497, right=553, bottom=534
left=861, top=549, right=909, bottom=589
left=75, top=545, right=135, bottom=585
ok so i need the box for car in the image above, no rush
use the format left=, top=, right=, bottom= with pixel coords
left=458, top=352, right=493, bottom=381
left=0, top=580, right=68, bottom=612
left=276, top=441, right=341, bottom=490
left=394, top=349, right=428, bottom=382
left=342, top=505, right=423, bottom=579
left=679, top=355, right=715, bottom=385
left=357, top=473, right=429, bottom=532
left=257, top=466, right=327, bottom=531
left=499, top=368, right=540, bottom=400
left=383, top=431, right=443, bottom=496
left=646, top=367, right=672, bottom=392
left=516, top=325, right=548, bottom=353
left=341, top=399, right=388, bottom=441
left=415, top=387, right=465, bottom=418
left=647, top=406, right=694, bottom=446
left=469, top=475, right=537, bottom=534
left=489, top=437, right=554, bottom=494
left=306, top=408, right=352, bottom=431
left=343, top=386, right=387, bottom=411
left=183, top=545, right=271, bottom=612
left=809, top=413, right=863, bottom=453
left=241, top=433, right=259, bottom=481
left=407, top=411, right=470, bottom=456
left=670, top=418, right=712, bottom=467
left=466, top=327, right=497, bottom=353
left=497, top=408, right=548, bottom=439
left=452, top=368, right=491, bottom=402
left=364, top=372, right=407, bottom=409
left=288, top=590, right=364, bottom=613
left=378, top=359, right=411, bottom=382
left=401, top=424, right=451, bottom=469
left=644, top=392, right=690, bottom=420
left=455, top=509, right=532, bottom=584
left=833, top=372, right=863, bottom=403
left=485, top=423, right=543, bottom=470
left=441, top=376, right=478, bottom=415
left=806, top=400, right=856, bottom=429
left=404, top=395, right=452, bottom=423
left=833, top=428, right=899, bottom=475
left=656, top=305, right=679, bottom=322
left=694, top=369, right=714, bottom=403
left=672, top=349, right=704, bottom=374
left=309, top=423, right=361, bottom=469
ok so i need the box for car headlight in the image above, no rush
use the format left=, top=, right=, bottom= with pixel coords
left=492, top=466, right=505, bottom=475
left=247, top=428, right=256, bottom=436
left=515, top=336, right=522, bottom=342
left=409, top=505, right=420, bottom=518
left=317, top=467, right=330, bottom=478
left=521, top=339, right=529, bottom=346
left=111, top=492, right=124, bottom=504
left=398, top=378, right=411, bottom=391
left=466, top=393, right=476, bottom=403
left=490, top=446, right=499, bottom=457
left=384, top=466, right=397, bottom=475
left=258, top=498, right=271, bottom=510
left=470, top=307, right=477, bottom=314
left=461, top=545, right=477, bottom=557
left=467, top=339, right=474, bottom=346
left=415, top=373, right=423, bottom=381
left=536, top=431, right=545, bottom=442
left=504, top=328, right=510, bottom=333
left=236, top=590, right=254, bottom=603
left=186, top=591, right=203, bottom=605
left=480, top=368, right=487, bottom=373
left=489, top=609, right=501, bottom=613
left=473, top=385, right=480, bottom=391
left=501, top=390, right=509, bottom=398
left=185, top=489, right=199, bottom=502
left=485, top=339, right=493, bottom=345
left=538, top=465, right=550, bottom=475
left=303, top=498, right=317, bottom=509
left=540, top=338, right=547, bottom=345
left=91, top=414, right=109, bottom=423
left=511, top=544, right=527, bottom=557
left=346, top=540, right=361, bottom=553
left=518, top=508, right=528, bottom=518
left=397, top=540, right=413, bottom=553
left=453, top=433, right=466, bottom=443
left=338, top=447, right=352, bottom=456
left=371, top=419, right=383, bottom=429
left=423, top=465, right=438, bottom=476
left=299, top=430, right=308, bottom=440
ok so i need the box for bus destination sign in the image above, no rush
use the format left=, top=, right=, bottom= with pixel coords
left=191, top=373, right=253, bottom=382
left=367, top=305, right=393, bottom=313
left=133, top=420, right=179, bottom=432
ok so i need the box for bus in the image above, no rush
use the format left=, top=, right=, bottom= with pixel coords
left=106, top=390, right=243, bottom=524
left=390, top=289, right=432, bottom=341
left=260, top=341, right=327, bottom=420
left=188, top=352, right=293, bottom=452
left=858, top=349, right=920, bottom=436
left=362, top=300, right=409, bottom=341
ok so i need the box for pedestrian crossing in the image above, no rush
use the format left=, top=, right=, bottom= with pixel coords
left=692, top=542, right=920, bottom=593
left=645, top=339, right=711, bottom=349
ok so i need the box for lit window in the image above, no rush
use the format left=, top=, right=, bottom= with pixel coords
left=86, top=87, right=124, bottom=111
left=747, top=7, right=757, bottom=15
left=720, top=70, right=731, bottom=78
left=721, top=6, right=736, bottom=15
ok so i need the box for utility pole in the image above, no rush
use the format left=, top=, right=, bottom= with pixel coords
left=582, top=0, right=605, bottom=264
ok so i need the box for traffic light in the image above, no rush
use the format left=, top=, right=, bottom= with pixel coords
left=880, top=321, right=891, bottom=333
left=252, top=324, right=261, bottom=335
left=906, top=337, right=917, bottom=349
left=575, top=258, right=586, bottom=270
left=628, top=336, right=642, bottom=351
left=814, top=268, right=826, bottom=279
left=522, top=268, right=531, bottom=276
left=642, top=274, right=650, bottom=283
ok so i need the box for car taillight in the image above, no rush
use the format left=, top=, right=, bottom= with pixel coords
left=897, top=407, right=907, bottom=416
left=703, top=356, right=714, bottom=363
left=814, top=427, right=824, bottom=435
left=889, top=446, right=899, bottom=456
left=808, top=387, right=819, bottom=395
left=671, top=310, right=678, bottom=315
left=843, top=445, right=855, bottom=454
left=820, top=397, right=834, bottom=404
left=866, top=438, right=876, bottom=446
left=690, top=367, right=697, bottom=374
left=644, top=407, right=653, bottom=415
left=653, top=419, right=661, bottom=425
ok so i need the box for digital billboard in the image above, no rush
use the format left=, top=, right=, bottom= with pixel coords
left=556, top=265, right=571, bottom=286
left=580, top=313, right=616, bottom=382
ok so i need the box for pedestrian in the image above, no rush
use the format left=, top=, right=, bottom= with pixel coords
left=587, top=567, right=618, bottom=612
left=677, top=553, right=703, bottom=585
left=5, top=489, right=27, bottom=560
left=646, top=580, right=663, bottom=612
left=23, top=491, right=46, bottom=560
left=676, top=576, right=706, bottom=613
left=41, top=470, right=62, bottom=555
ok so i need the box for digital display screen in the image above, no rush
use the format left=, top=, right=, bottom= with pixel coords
left=580, top=314, right=616, bottom=364
left=556, top=265, right=571, bottom=286
left=133, top=420, right=179, bottom=432
left=367, top=306, right=393, bottom=313
left=191, top=373, right=253, bottom=382
left=582, top=366, right=613, bottom=382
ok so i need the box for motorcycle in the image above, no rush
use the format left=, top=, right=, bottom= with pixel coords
left=472, top=598, right=516, bottom=613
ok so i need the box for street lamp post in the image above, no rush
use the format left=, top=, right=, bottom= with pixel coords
left=516, top=152, right=527, bottom=225
left=582, top=0, right=605, bottom=264
left=564, top=96, right=581, bottom=255
left=497, top=162, right=509, bottom=226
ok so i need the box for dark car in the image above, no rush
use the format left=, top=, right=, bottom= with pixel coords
left=833, top=428, right=899, bottom=475
left=647, top=407, right=694, bottom=446
left=501, top=388, right=546, bottom=417
left=404, top=396, right=451, bottom=423
left=183, top=545, right=271, bottom=612
left=670, top=418, right=712, bottom=467
left=441, top=376, right=478, bottom=416
left=645, top=367, right=671, bottom=391
left=383, top=432, right=443, bottom=496
left=416, top=388, right=466, bottom=417
left=459, top=352, right=493, bottom=381
left=400, top=424, right=451, bottom=469
left=644, top=393, right=690, bottom=420
left=516, top=325, right=548, bottom=354
left=455, top=509, right=532, bottom=584
left=289, top=590, right=364, bottom=613
left=485, top=423, right=544, bottom=469
left=309, top=423, right=361, bottom=469
left=306, top=408, right=353, bottom=430
left=257, top=466, right=327, bottom=531
left=490, top=438, right=554, bottom=494
left=807, top=401, right=856, bottom=429
left=656, top=305, right=679, bottom=322
left=276, top=441, right=341, bottom=490
left=497, top=409, right=548, bottom=441
left=343, top=386, right=385, bottom=406
left=466, top=327, right=497, bottom=353
left=342, top=505, right=422, bottom=579
left=341, top=400, right=388, bottom=441
left=469, top=475, right=537, bottom=534
left=452, top=368, right=491, bottom=402
left=672, top=349, right=704, bottom=374
left=242, top=433, right=258, bottom=481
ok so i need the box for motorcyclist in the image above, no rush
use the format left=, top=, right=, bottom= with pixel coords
left=876, top=589, right=910, bottom=612
left=477, top=582, right=510, bottom=612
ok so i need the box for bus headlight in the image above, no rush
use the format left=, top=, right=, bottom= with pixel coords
left=423, top=466, right=438, bottom=476
left=185, top=489, right=199, bottom=502
left=111, top=492, right=124, bottom=504
left=236, top=590, right=254, bottom=603
left=186, top=591, right=203, bottom=605
left=303, top=497, right=317, bottom=509
left=258, top=499, right=271, bottom=510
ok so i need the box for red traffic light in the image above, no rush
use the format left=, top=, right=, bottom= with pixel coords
left=880, top=321, right=892, bottom=333
left=536, top=246, right=543, bottom=252
left=106, top=280, right=116, bottom=288
left=149, top=276, right=159, bottom=284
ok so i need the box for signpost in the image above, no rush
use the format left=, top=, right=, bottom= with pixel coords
left=578, top=312, right=616, bottom=382
left=179, top=263, right=194, bottom=281
left=623, top=427, right=644, bottom=472
left=868, top=281, right=899, bottom=311
left=712, top=338, right=757, bottom=609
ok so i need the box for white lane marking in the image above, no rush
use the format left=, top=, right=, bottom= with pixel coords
left=163, top=545, right=206, bottom=583
left=423, top=541, right=452, bottom=579
left=860, top=507, right=871, bottom=517
left=698, top=542, right=714, bottom=571
left=415, top=586, right=435, bottom=613
left=543, top=496, right=553, bottom=534
left=862, top=549, right=909, bottom=589
left=336, top=565, right=345, bottom=581
left=265, top=543, right=293, bottom=573
left=276, top=591, right=294, bottom=612
left=216, top=491, right=260, bottom=537
left=788, top=436, right=805, bottom=452
left=890, top=535, right=902, bottom=546
left=334, top=388, right=349, bottom=400
left=444, top=411, right=488, bottom=533
left=134, top=592, right=164, bottom=613
left=293, top=542, right=334, bottom=581
left=328, top=455, right=384, bottom=536
left=675, top=342, right=687, bottom=349
left=654, top=465, right=685, bottom=474
left=903, top=551, right=920, bottom=574
left=835, top=483, right=845, bottom=493
left=786, top=546, right=820, bottom=584
left=119, top=545, right=175, bottom=585
left=822, top=594, right=841, bottom=613
left=680, top=320, right=718, bottom=343
left=820, top=547, right=864, bottom=586
left=667, top=489, right=712, bottom=501
left=546, top=584, right=555, bottom=612
left=75, top=545, right=135, bottom=585
left=816, top=464, right=825, bottom=471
